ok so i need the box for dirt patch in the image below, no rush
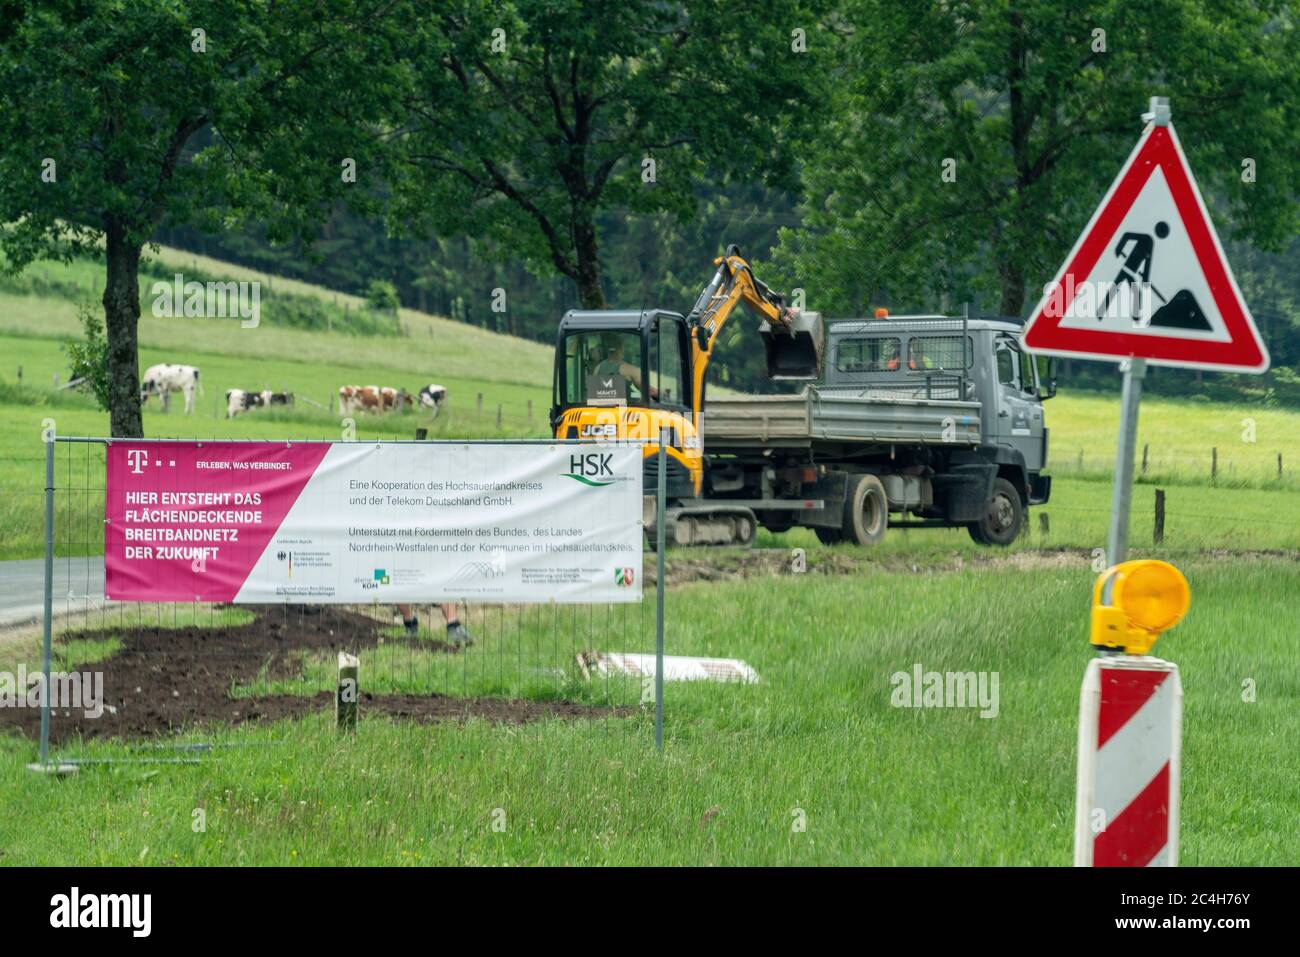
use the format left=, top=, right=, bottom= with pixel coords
left=648, top=548, right=864, bottom=586
left=0, top=605, right=622, bottom=746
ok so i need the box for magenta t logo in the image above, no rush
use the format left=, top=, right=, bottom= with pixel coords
left=126, top=449, right=148, bottom=474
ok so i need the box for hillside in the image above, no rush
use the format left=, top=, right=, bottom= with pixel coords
left=2, top=248, right=1298, bottom=481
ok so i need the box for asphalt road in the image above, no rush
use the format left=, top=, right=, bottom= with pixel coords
left=0, top=557, right=105, bottom=628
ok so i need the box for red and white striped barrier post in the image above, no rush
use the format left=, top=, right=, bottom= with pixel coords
left=1074, top=656, right=1182, bottom=866
left=1074, top=560, right=1191, bottom=867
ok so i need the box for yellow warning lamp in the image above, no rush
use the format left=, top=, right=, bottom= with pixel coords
left=1090, top=560, right=1191, bottom=655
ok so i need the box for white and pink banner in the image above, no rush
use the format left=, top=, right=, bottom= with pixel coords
left=105, top=442, right=643, bottom=604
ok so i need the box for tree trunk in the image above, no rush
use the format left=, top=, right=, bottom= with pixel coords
left=998, top=261, right=1026, bottom=317
left=103, top=221, right=144, bottom=438
left=573, top=216, right=605, bottom=309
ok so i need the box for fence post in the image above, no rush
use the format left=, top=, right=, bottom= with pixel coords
left=336, top=653, right=359, bottom=732
left=1211, top=447, right=1217, bottom=481
left=1038, top=512, right=1050, bottom=538
left=1141, top=443, right=1149, bottom=474
left=1279, top=453, right=1283, bottom=479
left=476, top=393, right=483, bottom=414
left=655, top=428, right=667, bottom=752
left=1154, top=488, right=1166, bottom=545
left=39, top=435, right=54, bottom=764
left=496, top=404, right=502, bottom=429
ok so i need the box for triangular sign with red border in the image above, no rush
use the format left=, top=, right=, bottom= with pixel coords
left=1022, top=121, right=1268, bottom=373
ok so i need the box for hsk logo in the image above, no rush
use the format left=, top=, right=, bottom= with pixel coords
left=564, top=452, right=615, bottom=487
left=50, top=887, right=151, bottom=937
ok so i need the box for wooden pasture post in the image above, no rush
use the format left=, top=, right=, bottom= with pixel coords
left=1141, top=443, right=1149, bottom=474
left=1038, top=512, right=1050, bottom=538
left=1154, top=488, right=1166, bottom=545
left=336, top=653, right=359, bottom=732
left=1211, top=447, right=1218, bottom=481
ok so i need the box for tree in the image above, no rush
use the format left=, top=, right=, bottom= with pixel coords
left=388, top=0, right=828, bottom=309
left=0, top=0, right=400, bottom=436
left=774, top=0, right=1300, bottom=319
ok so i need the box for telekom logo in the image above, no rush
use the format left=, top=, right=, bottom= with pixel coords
left=126, top=449, right=148, bottom=474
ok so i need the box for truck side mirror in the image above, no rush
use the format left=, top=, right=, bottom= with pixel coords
left=1043, top=358, right=1058, bottom=399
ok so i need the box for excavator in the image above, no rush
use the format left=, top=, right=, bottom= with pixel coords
left=550, top=245, right=823, bottom=546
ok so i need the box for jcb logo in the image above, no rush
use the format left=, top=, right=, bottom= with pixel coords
left=565, top=453, right=614, bottom=487
left=581, top=424, right=617, bottom=438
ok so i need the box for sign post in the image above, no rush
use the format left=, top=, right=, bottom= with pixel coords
left=1107, top=358, right=1145, bottom=565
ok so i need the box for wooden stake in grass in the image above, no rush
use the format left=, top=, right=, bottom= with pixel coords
left=1039, top=512, right=1050, bottom=538
left=336, top=652, right=359, bottom=733
left=1141, top=443, right=1149, bottom=474
left=1154, top=489, right=1166, bottom=545
left=1211, top=447, right=1218, bottom=481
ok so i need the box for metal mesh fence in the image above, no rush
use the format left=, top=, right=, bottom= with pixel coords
left=3, top=437, right=659, bottom=764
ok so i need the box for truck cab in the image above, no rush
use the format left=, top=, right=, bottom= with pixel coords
left=822, top=316, right=1053, bottom=488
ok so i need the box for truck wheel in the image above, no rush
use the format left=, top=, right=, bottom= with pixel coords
left=842, top=474, right=889, bottom=546
left=968, top=477, right=1023, bottom=546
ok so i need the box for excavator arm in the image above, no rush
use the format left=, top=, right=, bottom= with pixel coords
left=685, top=246, right=823, bottom=429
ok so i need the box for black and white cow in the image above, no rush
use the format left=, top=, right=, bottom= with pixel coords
left=141, top=364, right=201, bottom=414
left=418, top=383, right=448, bottom=417
left=226, top=389, right=294, bottom=418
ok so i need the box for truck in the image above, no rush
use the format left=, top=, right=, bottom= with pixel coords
left=700, top=312, right=1054, bottom=546
left=550, top=246, right=1054, bottom=548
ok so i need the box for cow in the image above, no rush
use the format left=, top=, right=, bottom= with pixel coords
left=140, top=364, right=201, bottom=414
left=225, top=390, right=293, bottom=418
left=226, top=389, right=264, bottom=418
left=338, top=385, right=414, bottom=415
left=418, top=384, right=448, bottom=417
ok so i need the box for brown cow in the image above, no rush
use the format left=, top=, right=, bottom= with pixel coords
left=338, top=385, right=413, bottom=415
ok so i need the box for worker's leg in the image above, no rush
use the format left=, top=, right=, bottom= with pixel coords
left=397, top=603, right=419, bottom=637
left=441, top=603, right=473, bottom=646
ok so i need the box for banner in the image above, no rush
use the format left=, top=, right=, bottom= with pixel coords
left=105, top=442, right=644, bottom=603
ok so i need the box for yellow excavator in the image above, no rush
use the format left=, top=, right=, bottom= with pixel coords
left=550, top=245, right=823, bottom=546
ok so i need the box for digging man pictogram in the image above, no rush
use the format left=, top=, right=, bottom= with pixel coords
left=1097, top=221, right=1211, bottom=331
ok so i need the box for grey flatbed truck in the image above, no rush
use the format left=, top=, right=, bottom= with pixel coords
left=694, top=314, right=1054, bottom=546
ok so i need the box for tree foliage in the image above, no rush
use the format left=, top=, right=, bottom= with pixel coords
left=773, top=0, right=1300, bottom=319
left=387, top=0, right=828, bottom=307
left=0, top=0, right=400, bottom=435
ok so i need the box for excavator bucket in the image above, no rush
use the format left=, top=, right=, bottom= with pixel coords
left=761, top=310, right=824, bottom=380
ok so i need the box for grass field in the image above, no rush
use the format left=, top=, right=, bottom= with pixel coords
left=1, top=556, right=1295, bottom=865
left=1, top=250, right=1296, bottom=866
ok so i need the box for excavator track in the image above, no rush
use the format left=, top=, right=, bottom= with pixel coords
left=646, top=505, right=758, bottom=548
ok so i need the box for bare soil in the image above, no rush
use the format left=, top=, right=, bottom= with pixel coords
left=0, top=604, right=624, bottom=745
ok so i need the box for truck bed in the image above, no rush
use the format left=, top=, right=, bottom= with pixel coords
left=702, top=387, right=982, bottom=448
